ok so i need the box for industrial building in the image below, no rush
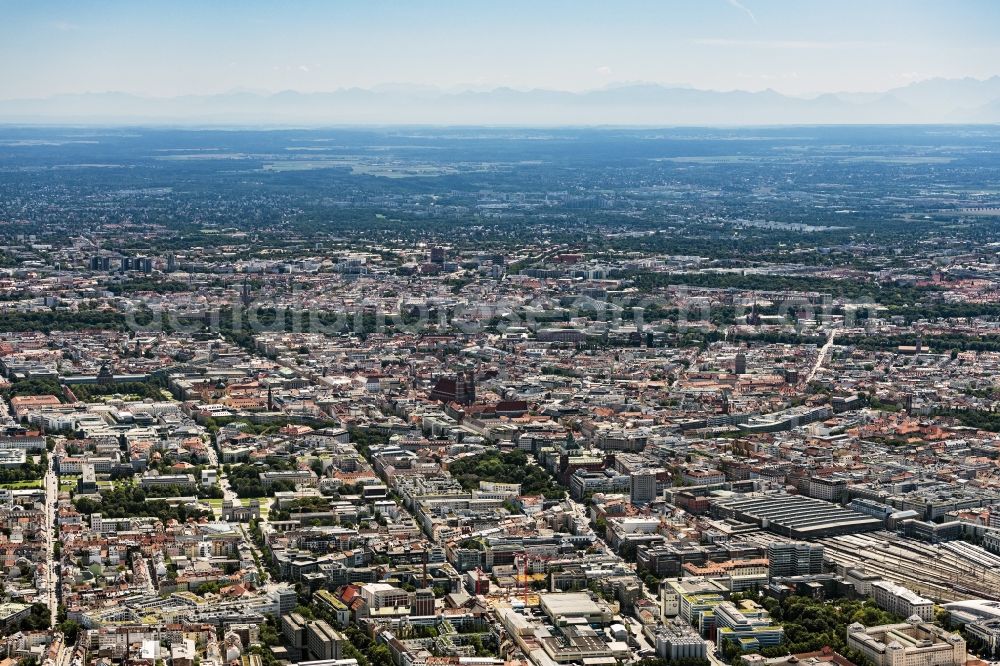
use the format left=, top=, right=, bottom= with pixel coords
left=712, top=494, right=882, bottom=539
left=538, top=592, right=613, bottom=626
left=653, top=618, right=708, bottom=661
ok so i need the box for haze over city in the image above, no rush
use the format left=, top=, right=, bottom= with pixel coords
left=2, top=1, right=1000, bottom=124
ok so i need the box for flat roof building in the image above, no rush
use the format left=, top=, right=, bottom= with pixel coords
left=539, top=592, right=613, bottom=626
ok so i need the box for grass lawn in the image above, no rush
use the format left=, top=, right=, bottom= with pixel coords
left=0, top=479, right=43, bottom=489
left=90, top=393, right=144, bottom=402
left=205, top=498, right=224, bottom=518
left=58, top=474, right=80, bottom=492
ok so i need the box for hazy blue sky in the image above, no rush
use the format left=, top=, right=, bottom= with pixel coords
left=2, top=0, right=998, bottom=98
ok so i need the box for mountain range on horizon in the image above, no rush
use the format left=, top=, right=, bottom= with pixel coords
left=3, top=76, right=1000, bottom=126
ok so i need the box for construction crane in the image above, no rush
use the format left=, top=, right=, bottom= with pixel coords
left=517, top=552, right=553, bottom=606
left=515, top=553, right=532, bottom=606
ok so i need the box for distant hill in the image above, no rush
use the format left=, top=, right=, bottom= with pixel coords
left=3, top=77, right=1000, bottom=125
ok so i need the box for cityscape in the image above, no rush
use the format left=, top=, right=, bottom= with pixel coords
left=4, top=5, right=1000, bottom=666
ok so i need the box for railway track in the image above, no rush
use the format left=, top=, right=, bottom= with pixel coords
left=819, top=532, right=1000, bottom=602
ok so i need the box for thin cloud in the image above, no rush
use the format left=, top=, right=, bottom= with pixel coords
left=595, top=66, right=613, bottom=76
left=693, top=38, right=881, bottom=49
left=53, top=21, right=80, bottom=32
left=726, top=0, right=757, bottom=24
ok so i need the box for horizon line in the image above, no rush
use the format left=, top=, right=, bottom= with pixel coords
left=3, top=73, right=1000, bottom=104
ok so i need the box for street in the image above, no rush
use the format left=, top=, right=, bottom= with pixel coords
left=44, top=449, right=58, bottom=627
left=805, top=328, right=837, bottom=384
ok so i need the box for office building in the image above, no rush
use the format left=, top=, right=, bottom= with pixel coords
left=359, top=583, right=412, bottom=611
left=767, top=542, right=825, bottom=578
left=306, top=621, right=345, bottom=661
left=847, top=619, right=965, bottom=666
left=630, top=470, right=658, bottom=505
left=871, top=581, right=934, bottom=622
left=715, top=601, right=784, bottom=653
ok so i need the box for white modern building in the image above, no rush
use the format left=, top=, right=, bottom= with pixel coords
left=871, top=581, right=934, bottom=622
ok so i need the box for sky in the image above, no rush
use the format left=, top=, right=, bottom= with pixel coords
left=2, top=0, right=999, bottom=99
